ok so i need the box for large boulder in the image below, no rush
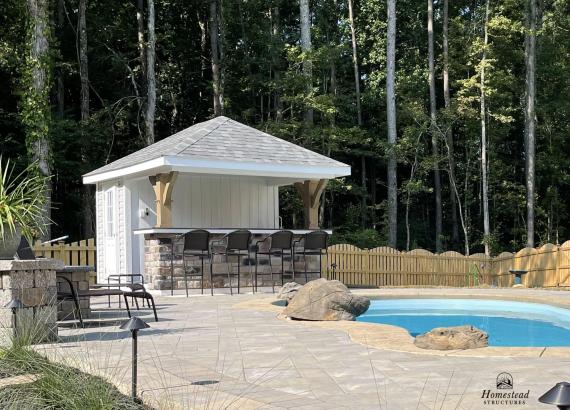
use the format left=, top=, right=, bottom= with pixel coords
left=277, top=282, right=302, bottom=303
left=283, top=278, right=370, bottom=321
left=414, top=325, right=488, bottom=350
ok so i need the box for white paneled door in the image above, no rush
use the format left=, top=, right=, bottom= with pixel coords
left=104, top=187, right=119, bottom=276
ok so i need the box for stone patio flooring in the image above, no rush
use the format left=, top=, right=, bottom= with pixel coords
left=42, top=288, right=570, bottom=409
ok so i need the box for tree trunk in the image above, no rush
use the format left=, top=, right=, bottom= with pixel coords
left=405, top=139, right=420, bottom=252
left=299, top=0, right=313, bottom=125
left=525, top=0, right=537, bottom=247
left=137, top=0, right=147, bottom=98
left=480, top=0, right=491, bottom=257
left=79, top=0, right=89, bottom=121
left=56, top=0, right=64, bottom=118
left=145, top=0, right=156, bottom=145
left=361, top=155, right=366, bottom=228
left=386, top=0, right=398, bottom=248
left=443, top=0, right=459, bottom=246
left=198, top=9, right=207, bottom=107
left=428, top=0, right=442, bottom=252
left=272, top=6, right=283, bottom=122
left=347, top=0, right=362, bottom=126
left=218, top=0, right=225, bottom=115
left=26, top=0, right=51, bottom=240
left=209, top=0, right=222, bottom=117
left=78, top=0, right=94, bottom=239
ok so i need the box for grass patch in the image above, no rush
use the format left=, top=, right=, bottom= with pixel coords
left=0, top=305, right=150, bottom=409
left=0, top=345, right=146, bottom=409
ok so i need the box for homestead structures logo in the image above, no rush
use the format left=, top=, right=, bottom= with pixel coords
left=497, top=373, right=513, bottom=389
left=481, top=373, right=530, bottom=406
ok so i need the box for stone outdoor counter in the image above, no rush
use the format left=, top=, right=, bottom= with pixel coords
left=135, top=228, right=331, bottom=292
left=0, top=258, right=61, bottom=342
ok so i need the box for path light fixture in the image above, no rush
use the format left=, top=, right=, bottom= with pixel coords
left=119, top=316, right=150, bottom=402
left=5, top=298, right=24, bottom=337
left=539, top=382, right=570, bottom=410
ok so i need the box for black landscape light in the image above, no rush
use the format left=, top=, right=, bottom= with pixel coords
left=119, top=316, right=150, bottom=401
left=539, top=382, right=570, bottom=410
left=5, top=298, right=25, bottom=336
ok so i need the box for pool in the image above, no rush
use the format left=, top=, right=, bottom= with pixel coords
left=357, top=298, right=570, bottom=347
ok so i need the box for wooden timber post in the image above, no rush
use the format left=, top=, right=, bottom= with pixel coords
left=149, top=171, right=178, bottom=228
left=294, top=179, right=328, bottom=229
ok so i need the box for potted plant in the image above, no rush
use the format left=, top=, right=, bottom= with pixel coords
left=0, top=157, right=50, bottom=259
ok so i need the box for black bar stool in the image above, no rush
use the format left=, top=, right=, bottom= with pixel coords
left=210, top=229, right=252, bottom=295
left=181, top=229, right=210, bottom=296
left=254, top=230, right=294, bottom=293
left=293, top=230, right=329, bottom=283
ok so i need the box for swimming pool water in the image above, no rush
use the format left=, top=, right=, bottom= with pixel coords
left=356, top=299, right=570, bottom=347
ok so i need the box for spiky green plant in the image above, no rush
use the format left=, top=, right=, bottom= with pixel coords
left=0, top=157, right=49, bottom=241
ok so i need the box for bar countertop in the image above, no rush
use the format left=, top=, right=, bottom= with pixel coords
left=133, top=228, right=333, bottom=235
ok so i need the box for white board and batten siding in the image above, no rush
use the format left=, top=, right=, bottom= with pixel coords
left=126, top=174, right=280, bottom=276
left=172, top=175, right=279, bottom=228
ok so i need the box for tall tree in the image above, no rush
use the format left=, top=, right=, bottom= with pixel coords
left=386, top=0, right=398, bottom=248
left=271, top=5, right=283, bottom=122
left=145, top=0, right=156, bottom=145
left=443, top=0, right=459, bottom=246
left=209, top=0, right=222, bottom=117
left=525, top=0, right=537, bottom=247
left=299, top=0, right=313, bottom=125
left=347, top=0, right=362, bottom=126
left=79, top=0, right=89, bottom=122
left=347, top=0, right=366, bottom=228
left=56, top=0, right=65, bottom=118
left=78, top=0, right=94, bottom=238
left=480, top=0, right=490, bottom=256
left=24, top=0, right=51, bottom=239
left=137, top=0, right=146, bottom=99
left=427, top=0, right=442, bottom=252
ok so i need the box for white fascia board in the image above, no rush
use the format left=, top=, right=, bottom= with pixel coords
left=83, top=155, right=351, bottom=184
left=82, top=157, right=169, bottom=184
left=165, top=156, right=351, bottom=179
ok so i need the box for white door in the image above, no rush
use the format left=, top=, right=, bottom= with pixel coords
left=104, top=187, right=119, bottom=278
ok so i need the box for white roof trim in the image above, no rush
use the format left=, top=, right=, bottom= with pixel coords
left=83, top=155, right=351, bottom=184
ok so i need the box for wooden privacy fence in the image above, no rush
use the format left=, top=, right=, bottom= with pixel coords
left=489, top=241, right=570, bottom=288
left=32, top=238, right=97, bottom=268
left=324, top=244, right=489, bottom=287
left=28, top=237, right=570, bottom=288
left=323, top=241, right=570, bottom=288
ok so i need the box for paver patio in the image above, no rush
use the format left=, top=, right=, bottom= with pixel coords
left=40, top=288, right=570, bottom=409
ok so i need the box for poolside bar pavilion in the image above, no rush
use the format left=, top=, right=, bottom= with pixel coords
left=83, top=116, right=351, bottom=291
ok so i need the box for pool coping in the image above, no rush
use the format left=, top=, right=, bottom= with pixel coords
left=234, top=288, right=570, bottom=358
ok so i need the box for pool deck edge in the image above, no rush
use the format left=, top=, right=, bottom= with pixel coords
left=234, top=288, right=570, bottom=358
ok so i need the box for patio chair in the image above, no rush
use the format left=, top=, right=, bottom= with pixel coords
left=121, top=283, right=159, bottom=322
left=254, top=230, right=294, bottom=293
left=181, top=229, right=210, bottom=296
left=56, top=276, right=85, bottom=328
left=293, top=230, right=329, bottom=283
left=210, top=229, right=252, bottom=295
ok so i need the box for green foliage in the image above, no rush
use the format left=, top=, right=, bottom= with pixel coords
left=331, top=229, right=384, bottom=249
left=0, top=157, right=49, bottom=240
left=0, top=0, right=569, bottom=253
left=0, top=310, right=143, bottom=410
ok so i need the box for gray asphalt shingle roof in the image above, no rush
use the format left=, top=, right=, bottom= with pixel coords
left=84, top=116, right=348, bottom=177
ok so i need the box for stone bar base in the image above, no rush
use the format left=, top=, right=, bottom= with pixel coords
left=0, top=259, right=61, bottom=343
left=143, top=233, right=324, bottom=291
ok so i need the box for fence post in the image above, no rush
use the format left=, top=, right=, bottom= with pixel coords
left=556, top=244, right=561, bottom=287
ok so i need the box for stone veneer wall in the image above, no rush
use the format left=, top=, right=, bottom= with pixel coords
left=143, top=233, right=322, bottom=291
left=0, top=259, right=61, bottom=342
